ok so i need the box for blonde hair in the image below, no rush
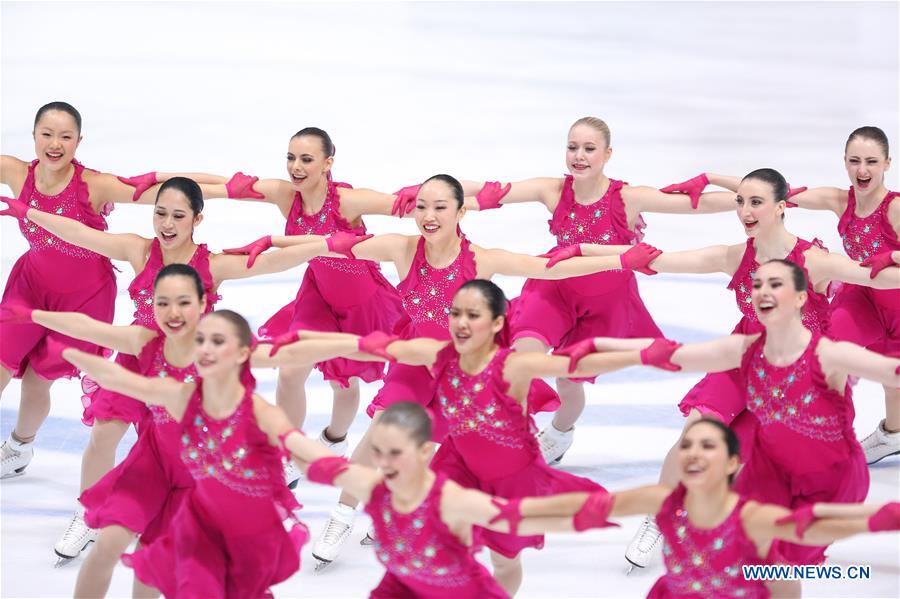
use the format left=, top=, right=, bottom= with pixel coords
left=570, top=117, right=611, bottom=147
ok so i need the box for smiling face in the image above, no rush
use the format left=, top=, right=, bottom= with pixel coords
left=286, top=135, right=333, bottom=192
left=370, top=423, right=433, bottom=490
left=845, top=136, right=891, bottom=196
left=734, top=177, right=784, bottom=237
left=449, top=287, right=503, bottom=354
left=193, top=314, right=251, bottom=379
left=153, top=274, right=206, bottom=338
left=414, top=179, right=464, bottom=240
left=679, top=421, right=739, bottom=490
left=154, top=188, right=202, bottom=249
left=751, top=261, right=807, bottom=326
left=566, top=124, right=612, bottom=180
left=32, top=110, right=81, bottom=172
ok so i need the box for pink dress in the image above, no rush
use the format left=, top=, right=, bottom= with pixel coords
left=428, top=345, right=602, bottom=558
left=733, top=331, right=868, bottom=565
left=648, top=484, right=772, bottom=599
left=508, top=176, right=662, bottom=381
left=679, top=237, right=832, bottom=461
left=124, top=380, right=307, bottom=598
left=81, top=334, right=197, bottom=545
left=365, top=473, right=509, bottom=599
left=259, top=180, right=405, bottom=387
left=81, top=239, right=219, bottom=426
left=0, top=159, right=116, bottom=380
left=829, top=189, right=900, bottom=354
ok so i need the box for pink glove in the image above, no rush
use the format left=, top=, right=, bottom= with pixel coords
left=775, top=505, right=816, bottom=539
left=268, top=331, right=301, bottom=357
left=660, top=173, right=709, bottom=210
left=358, top=331, right=399, bottom=362
left=861, top=251, right=897, bottom=279
left=489, top=497, right=522, bottom=535
left=541, top=245, right=582, bottom=268
left=476, top=181, right=511, bottom=211
left=277, top=428, right=304, bottom=456
left=868, top=502, right=900, bottom=532
left=553, top=338, right=597, bottom=374
left=326, top=232, right=373, bottom=259
left=0, top=301, right=35, bottom=324
left=223, top=235, right=273, bottom=269
left=573, top=490, right=619, bottom=531
left=391, top=185, right=420, bottom=217
left=784, top=184, right=808, bottom=208
left=307, top=456, right=351, bottom=485
left=640, top=338, right=682, bottom=372
left=1, top=196, right=31, bottom=219
left=226, top=172, right=264, bottom=199
left=116, top=172, right=158, bottom=202
left=620, top=243, right=662, bottom=275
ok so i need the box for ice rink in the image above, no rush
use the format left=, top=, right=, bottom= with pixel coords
left=2, top=1, right=899, bottom=597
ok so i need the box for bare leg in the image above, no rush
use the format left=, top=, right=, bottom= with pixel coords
left=14, top=366, right=54, bottom=440
left=553, top=378, right=586, bottom=432
left=1, top=366, right=12, bottom=394
left=336, top=419, right=378, bottom=509
left=130, top=542, right=160, bottom=599
left=658, top=409, right=703, bottom=486
left=883, top=385, right=900, bottom=432
left=80, top=419, right=129, bottom=493
left=73, top=525, right=134, bottom=599
left=276, top=364, right=313, bottom=428
left=490, top=551, right=523, bottom=597
left=325, top=378, right=360, bottom=440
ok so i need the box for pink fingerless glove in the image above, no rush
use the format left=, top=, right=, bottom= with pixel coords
left=541, top=245, right=582, bottom=268
left=488, top=497, right=523, bottom=535
left=640, top=338, right=682, bottom=372
left=222, top=235, right=273, bottom=268
left=868, top=502, right=900, bottom=532
left=116, top=172, right=158, bottom=202
left=620, top=243, right=662, bottom=275
left=660, top=173, right=709, bottom=210
left=553, top=338, right=597, bottom=374
left=0, top=301, right=35, bottom=324
left=307, top=456, right=351, bottom=485
left=476, top=181, right=511, bottom=211
left=326, top=232, right=373, bottom=259
left=278, top=428, right=304, bottom=453
left=573, top=490, right=618, bottom=531
left=226, top=172, right=264, bottom=199
left=775, top=505, right=816, bottom=539
left=268, top=331, right=301, bottom=357
left=784, top=184, right=808, bottom=208
left=358, top=331, right=399, bottom=362
left=391, top=185, right=420, bottom=217
left=0, top=196, right=31, bottom=219
left=860, top=251, right=897, bottom=279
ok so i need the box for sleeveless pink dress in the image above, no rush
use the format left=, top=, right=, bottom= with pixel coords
left=124, top=381, right=307, bottom=598
left=428, top=345, right=602, bottom=558
left=366, top=474, right=509, bottom=598
left=679, top=237, right=832, bottom=461
left=508, top=176, right=662, bottom=382
left=830, top=189, right=900, bottom=354
left=733, top=332, right=868, bottom=565
left=648, top=484, right=772, bottom=599
left=81, top=239, right=218, bottom=426
left=81, top=334, right=197, bottom=544
left=258, top=180, right=405, bottom=387
left=0, top=159, right=116, bottom=379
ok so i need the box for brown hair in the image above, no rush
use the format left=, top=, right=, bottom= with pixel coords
left=570, top=116, right=611, bottom=147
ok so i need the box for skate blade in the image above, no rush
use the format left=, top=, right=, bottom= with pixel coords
left=1, top=469, right=27, bottom=480
left=287, top=479, right=300, bottom=490
left=866, top=449, right=900, bottom=465
left=313, top=559, right=332, bottom=572
left=624, top=557, right=645, bottom=576
left=360, top=535, right=375, bottom=546
left=625, top=564, right=635, bottom=576
left=54, top=553, right=77, bottom=568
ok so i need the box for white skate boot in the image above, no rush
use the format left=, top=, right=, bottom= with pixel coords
left=54, top=507, right=98, bottom=567
left=625, top=515, right=662, bottom=574
left=312, top=503, right=356, bottom=570
left=860, top=419, right=900, bottom=465
left=538, top=424, right=574, bottom=465
left=284, top=460, right=302, bottom=490
left=284, top=428, right=350, bottom=490
left=318, top=428, right=349, bottom=456
left=360, top=522, right=376, bottom=546
left=1, top=434, right=34, bottom=479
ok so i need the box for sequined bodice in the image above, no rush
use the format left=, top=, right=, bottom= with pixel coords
left=657, top=485, right=765, bottom=598
left=368, top=476, right=476, bottom=588
left=143, top=340, right=197, bottom=428
left=179, top=385, right=278, bottom=497
left=840, top=190, right=899, bottom=262
left=549, top=177, right=640, bottom=247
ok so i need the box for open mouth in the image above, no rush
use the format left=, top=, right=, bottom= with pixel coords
left=422, top=223, right=440, bottom=233
left=453, top=332, right=471, bottom=343
left=757, top=300, right=776, bottom=314
left=383, top=470, right=398, bottom=480
left=856, top=176, right=871, bottom=189
left=743, top=220, right=758, bottom=231
left=198, top=357, right=215, bottom=368
left=45, top=151, right=64, bottom=162
left=166, top=320, right=186, bottom=332
left=571, top=164, right=588, bottom=172
left=160, top=231, right=177, bottom=242
left=684, top=462, right=704, bottom=475
left=290, top=173, right=307, bottom=184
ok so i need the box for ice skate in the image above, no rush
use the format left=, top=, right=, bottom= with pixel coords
left=359, top=522, right=376, bottom=546
left=860, top=419, right=900, bottom=465
left=624, top=515, right=662, bottom=574
left=53, top=508, right=98, bottom=567
left=537, top=424, right=574, bottom=465
left=312, top=503, right=356, bottom=570
left=1, top=435, right=34, bottom=479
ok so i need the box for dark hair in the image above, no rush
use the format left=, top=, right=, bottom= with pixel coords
left=421, top=174, right=464, bottom=209
left=154, top=264, right=205, bottom=299
left=34, top=101, right=82, bottom=133
left=457, top=279, right=508, bottom=319
left=686, top=417, right=741, bottom=484
left=157, top=177, right=204, bottom=215
left=207, top=310, right=253, bottom=348
left=291, top=127, right=335, bottom=157
left=742, top=168, right=788, bottom=203
left=377, top=401, right=432, bottom=446
left=846, top=126, right=890, bottom=158
left=760, top=258, right=807, bottom=292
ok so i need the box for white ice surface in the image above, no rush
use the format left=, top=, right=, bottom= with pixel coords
left=2, top=2, right=899, bottom=598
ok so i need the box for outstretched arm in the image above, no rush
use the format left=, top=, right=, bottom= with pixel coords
left=806, top=248, right=900, bottom=290
left=623, top=187, right=738, bottom=215
left=644, top=244, right=734, bottom=275
left=210, top=240, right=330, bottom=281
left=504, top=349, right=643, bottom=383
left=30, top=310, right=156, bottom=356
left=251, top=335, right=362, bottom=369
left=817, top=339, right=900, bottom=388
left=785, top=186, right=846, bottom=215
left=86, top=170, right=232, bottom=207
left=667, top=335, right=751, bottom=373
left=460, top=177, right=560, bottom=210
left=477, top=247, right=628, bottom=280
left=744, top=502, right=896, bottom=548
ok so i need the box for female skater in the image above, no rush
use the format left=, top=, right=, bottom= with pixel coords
left=0, top=176, right=369, bottom=561
left=55, top=309, right=357, bottom=598
left=0, top=102, right=231, bottom=481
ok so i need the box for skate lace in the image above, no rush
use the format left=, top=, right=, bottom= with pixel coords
left=321, top=517, right=351, bottom=546
left=59, top=513, right=90, bottom=545
left=538, top=431, right=557, bottom=452
left=635, top=518, right=661, bottom=552
left=0, top=443, right=19, bottom=463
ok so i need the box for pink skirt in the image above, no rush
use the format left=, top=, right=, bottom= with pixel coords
left=370, top=570, right=509, bottom=599
left=367, top=362, right=450, bottom=443
left=829, top=283, right=900, bottom=354
left=81, top=352, right=149, bottom=426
